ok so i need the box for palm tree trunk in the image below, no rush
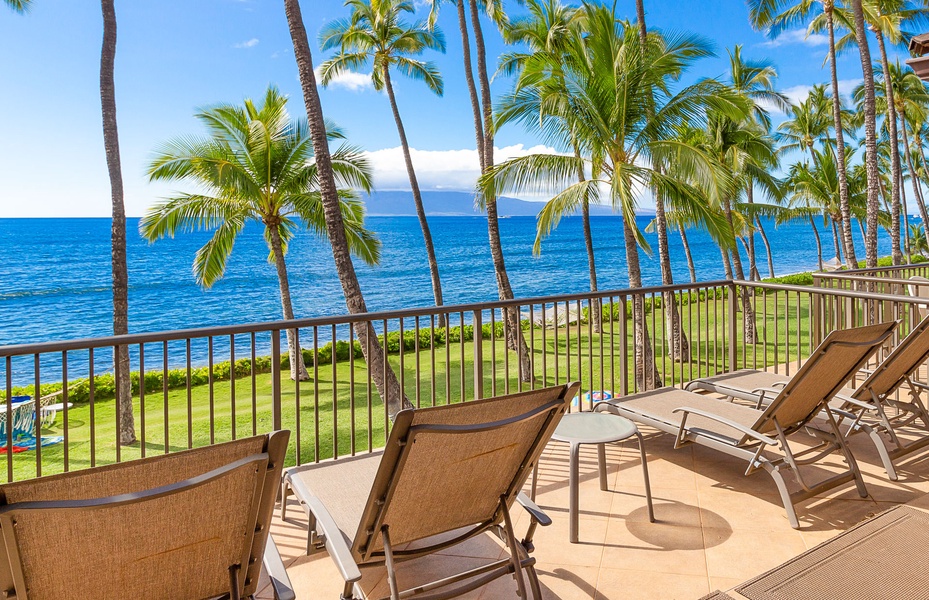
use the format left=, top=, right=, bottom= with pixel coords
left=875, top=29, right=903, bottom=266
left=902, top=121, right=929, bottom=228
left=575, top=145, right=600, bottom=332
left=756, top=216, right=775, bottom=278
left=810, top=215, right=824, bottom=271
left=680, top=227, right=697, bottom=283
left=655, top=192, right=689, bottom=361
left=851, top=0, right=881, bottom=268
left=456, top=0, right=485, bottom=173
left=827, top=11, right=858, bottom=268
left=581, top=198, right=601, bottom=333
left=831, top=217, right=842, bottom=261
left=467, top=0, right=531, bottom=382
left=720, top=243, right=734, bottom=279
left=902, top=171, right=913, bottom=261
left=745, top=186, right=760, bottom=280
left=623, top=218, right=661, bottom=391
left=382, top=67, right=445, bottom=326
left=267, top=222, right=310, bottom=381
left=285, top=0, right=412, bottom=418
left=635, top=0, right=687, bottom=361
left=100, top=0, right=135, bottom=446
left=724, top=199, right=756, bottom=343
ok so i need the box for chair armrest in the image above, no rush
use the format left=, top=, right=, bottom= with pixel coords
left=909, top=380, right=929, bottom=392
left=263, top=536, right=296, bottom=600
left=672, top=407, right=778, bottom=446
left=516, top=492, right=552, bottom=526
left=750, top=386, right=784, bottom=401
left=832, top=394, right=874, bottom=412
left=287, top=475, right=363, bottom=584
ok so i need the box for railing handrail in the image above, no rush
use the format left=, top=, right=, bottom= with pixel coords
left=0, top=279, right=732, bottom=356
left=4, top=278, right=929, bottom=357
left=736, top=279, right=929, bottom=305
left=812, top=272, right=929, bottom=286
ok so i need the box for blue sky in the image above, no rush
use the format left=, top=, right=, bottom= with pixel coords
left=0, top=0, right=914, bottom=217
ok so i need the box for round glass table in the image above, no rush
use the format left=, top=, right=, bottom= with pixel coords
left=532, top=411, right=655, bottom=543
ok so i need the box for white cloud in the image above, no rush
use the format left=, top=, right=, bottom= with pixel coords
left=760, top=28, right=829, bottom=48
left=363, top=144, right=562, bottom=198
left=760, top=78, right=863, bottom=115
left=234, top=38, right=259, bottom=49
left=314, top=66, right=374, bottom=92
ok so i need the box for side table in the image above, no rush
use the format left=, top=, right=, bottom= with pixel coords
left=532, top=411, right=654, bottom=543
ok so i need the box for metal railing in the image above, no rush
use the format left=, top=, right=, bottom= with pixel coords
left=2, top=279, right=927, bottom=483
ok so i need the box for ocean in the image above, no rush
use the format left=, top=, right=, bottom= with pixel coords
left=0, top=215, right=887, bottom=382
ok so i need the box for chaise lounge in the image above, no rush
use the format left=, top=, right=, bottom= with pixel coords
left=595, top=321, right=896, bottom=528
left=0, top=430, right=293, bottom=600
left=280, top=382, right=580, bottom=600
left=685, top=314, right=929, bottom=480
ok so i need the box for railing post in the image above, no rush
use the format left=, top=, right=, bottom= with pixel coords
left=473, top=310, right=483, bottom=401
left=271, top=329, right=282, bottom=431
left=728, top=283, right=737, bottom=373
left=812, top=290, right=822, bottom=347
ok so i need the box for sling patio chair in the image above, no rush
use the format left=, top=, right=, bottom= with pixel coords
left=594, top=321, right=896, bottom=529
left=685, top=315, right=929, bottom=481
left=280, top=382, right=580, bottom=600
left=0, top=430, right=294, bottom=600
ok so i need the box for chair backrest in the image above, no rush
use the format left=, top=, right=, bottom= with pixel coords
left=0, top=430, right=289, bottom=600
left=851, top=314, right=929, bottom=402
left=749, top=321, right=897, bottom=438
left=908, top=276, right=929, bottom=319
left=351, top=382, right=579, bottom=562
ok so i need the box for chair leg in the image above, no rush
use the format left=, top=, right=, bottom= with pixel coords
left=761, top=461, right=800, bottom=529
left=340, top=581, right=356, bottom=600
left=280, top=479, right=290, bottom=521
left=525, top=564, right=544, bottom=600
left=597, top=443, right=608, bottom=491
left=382, top=527, right=401, bottom=600
left=500, top=496, right=529, bottom=599
left=530, top=461, right=539, bottom=501
left=568, top=441, right=580, bottom=544
left=635, top=431, right=655, bottom=523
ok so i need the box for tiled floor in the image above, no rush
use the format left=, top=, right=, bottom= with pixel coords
left=256, top=419, right=929, bottom=599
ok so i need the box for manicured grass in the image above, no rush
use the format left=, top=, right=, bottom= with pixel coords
left=7, top=290, right=831, bottom=481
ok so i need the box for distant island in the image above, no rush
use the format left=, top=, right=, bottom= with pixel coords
left=362, top=191, right=645, bottom=217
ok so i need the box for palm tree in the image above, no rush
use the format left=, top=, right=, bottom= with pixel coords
left=910, top=224, right=929, bottom=256
left=100, top=0, right=135, bottom=446
left=776, top=85, right=834, bottom=158
left=284, top=0, right=411, bottom=418
left=482, top=4, right=742, bottom=389
left=749, top=0, right=859, bottom=268
left=849, top=0, right=882, bottom=267
left=427, top=0, right=532, bottom=383
left=635, top=0, right=690, bottom=362
left=496, top=0, right=610, bottom=331
left=859, top=0, right=922, bottom=265
left=725, top=45, right=789, bottom=281
left=142, top=87, right=379, bottom=383
left=3, top=0, right=30, bottom=12
left=788, top=146, right=866, bottom=266
left=319, top=0, right=448, bottom=325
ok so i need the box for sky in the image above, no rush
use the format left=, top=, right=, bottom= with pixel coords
left=0, top=0, right=916, bottom=218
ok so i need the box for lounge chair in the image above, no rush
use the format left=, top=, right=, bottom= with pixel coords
left=595, top=322, right=896, bottom=528
left=280, top=382, right=580, bottom=600
left=685, top=315, right=929, bottom=481
left=0, top=431, right=294, bottom=600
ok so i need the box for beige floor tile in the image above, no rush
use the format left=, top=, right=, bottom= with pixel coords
left=477, top=564, right=601, bottom=600
left=601, top=518, right=708, bottom=576
left=594, top=567, right=710, bottom=600
left=703, top=528, right=807, bottom=582
left=609, top=488, right=702, bottom=528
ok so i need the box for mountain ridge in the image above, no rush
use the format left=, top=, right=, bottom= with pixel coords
left=363, top=190, right=653, bottom=217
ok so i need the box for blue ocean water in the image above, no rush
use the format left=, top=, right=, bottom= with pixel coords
left=0, top=215, right=887, bottom=383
